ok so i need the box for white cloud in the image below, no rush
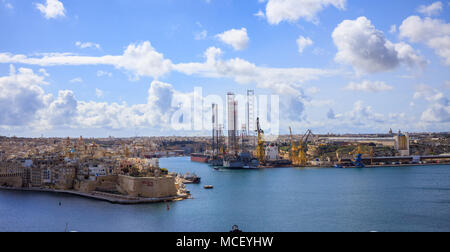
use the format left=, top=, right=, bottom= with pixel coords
left=254, top=10, right=265, bottom=18
left=306, top=86, right=320, bottom=95
left=0, top=67, right=195, bottom=131
left=216, top=28, right=249, bottom=51
left=95, top=88, right=104, bottom=98
left=413, top=84, right=450, bottom=123
left=332, top=16, right=427, bottom=73
left=296, top=36, right=313, bottom=54
left=97, top=70, right=112, bottom=77
left=264, top=0, right=346, bottom=24
left=74, top=80, right=192, bottom=130
left=173, top=47, right=339, bottom=97
left=76, top=41, right=101, bottom=50
left=0, top=42, right=343, bottom=127
left=0, top=41, right=173, bottom=79
left=399, top=16, right=450, bottom=65
left=35, top=0, right=65, bottom=19
left=39, top=68, right=49, bottom=77
left=0, top=65, right=48, bottom=126
left=389, top=25, right=397, bottom=34
left=344, top=80, right=393, bottom=92
left=0, top=41, right=341, bottom=95
left=194, top=30, right=208, bottom=40
left=70, top=77, right=83, bottom=83
left=347, top=100, right=385, bottom=124
left=417, top=1, right=443, bottom=16
left=38, top=90, right=78, bottom=128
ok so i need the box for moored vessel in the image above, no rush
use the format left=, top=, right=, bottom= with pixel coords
left=190, top=153, right=209, bottom=163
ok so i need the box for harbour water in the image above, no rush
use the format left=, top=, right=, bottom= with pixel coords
left=1, top=157, right=449, bottom=232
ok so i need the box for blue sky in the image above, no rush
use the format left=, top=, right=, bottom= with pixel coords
left=0, top=0, right=449, bottom=137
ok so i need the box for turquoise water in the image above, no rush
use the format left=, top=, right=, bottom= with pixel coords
left=1, top=157, right=449, bottom=232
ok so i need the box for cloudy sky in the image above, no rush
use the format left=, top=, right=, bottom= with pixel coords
left=0, top=0, right=449, bottom=137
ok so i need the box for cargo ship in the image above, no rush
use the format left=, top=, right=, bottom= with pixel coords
left=190, top=153, right=209, bottom=163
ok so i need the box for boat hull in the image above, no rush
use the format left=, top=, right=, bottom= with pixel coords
left=190, top=154, right=209, bottom=163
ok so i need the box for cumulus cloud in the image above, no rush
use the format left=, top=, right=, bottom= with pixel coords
left=0, top=41, right=341, bottom=95
left=0, top=67, right=195, bottom=132
left=264, top=0, right=347, bottom=24
left=296, top=36, right=313, bottom=54
left=347, top=100, right=385, bottom=124
left=344, top=80, right=393, bottom=92
left=0, top=42, right=344, bottom=128
left=0, top=41, right=173, bottom=79
left=40, top=90, right=78, bottom=127
left=215, top=28, right=249, bottom=51
left=417, top=1, right=443, bottom=16
left=0, top=65, right=48, bottom=126
left=413, top=84, right=450, bottom=123
left=332, top=16, right=427, bottom=73
left=173, top=46, right=339, bottom=96
left=74, top=80, right=192, bottom=130
left=399, top=16, right=450, bottom=65
left=35, top=0, right=65, bottom=19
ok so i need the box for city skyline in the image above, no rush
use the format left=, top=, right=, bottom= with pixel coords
left=1, top=0, right=450, bottom=137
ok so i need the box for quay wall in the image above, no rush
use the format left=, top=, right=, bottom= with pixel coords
left=0, top=175, right=22, bottom=188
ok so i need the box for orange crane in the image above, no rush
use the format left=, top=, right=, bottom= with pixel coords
left=350, top=145, right=374, bottom=165
left=288, top=127, right=308, bottom=167
left=256, top=118, right=265, bottom=164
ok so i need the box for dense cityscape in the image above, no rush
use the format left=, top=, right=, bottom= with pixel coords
left=1, top=127, right=449, bottom=204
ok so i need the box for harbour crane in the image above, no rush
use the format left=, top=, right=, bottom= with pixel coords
left=350, top=145, right=374, bottom=165
left=256, top=118, right=265, bottom=164
left=288, top=127, right=309, bottom=167
left=298, top=129, right=314, bottom=166
left=289, top=127, right=299, bottom=165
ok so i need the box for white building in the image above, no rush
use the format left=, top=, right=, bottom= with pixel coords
left=266, top=146, right=279, bottom=161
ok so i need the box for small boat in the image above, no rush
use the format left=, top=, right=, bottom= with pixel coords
left=214, top=167, right=220, bottom=171
left=204, top=185, right=214, bottom=189
left=183, top=173, right=201, bottom=184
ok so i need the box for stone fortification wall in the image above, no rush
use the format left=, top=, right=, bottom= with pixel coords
left=118, top=175, right=177, bottom=198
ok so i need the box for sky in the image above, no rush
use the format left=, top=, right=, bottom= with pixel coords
left=0, top=0, right=449, bottom=137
